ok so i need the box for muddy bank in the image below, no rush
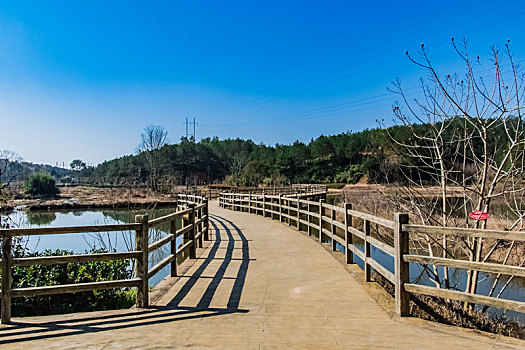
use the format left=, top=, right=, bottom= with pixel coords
left=2, top=186, right=181, bottom=213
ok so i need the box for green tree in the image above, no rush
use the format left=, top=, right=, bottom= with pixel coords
left=24, top=172, right=59, bottom=197
left=70, top=159, right=86, bottom=171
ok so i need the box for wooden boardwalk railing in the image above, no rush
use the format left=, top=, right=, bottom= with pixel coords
left=0, top=194, right=209, bottom=324
left=219, top=192, right=525, bottom=318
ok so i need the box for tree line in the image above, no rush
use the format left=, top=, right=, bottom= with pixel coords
left=79, top=127, right=393, bottom=188
left=76, top=118, right=517, bottom=189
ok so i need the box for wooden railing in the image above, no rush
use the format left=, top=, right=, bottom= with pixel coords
left=0, top=194, right=209, bottom=324
left=220, top=184, right=328, bottom=196
left=219, top=192, right=525, bottom=317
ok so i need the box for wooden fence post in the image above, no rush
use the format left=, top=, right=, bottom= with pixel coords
left=319, top=199, right=325, bottom=243
left=279, top=194, right=283, bottom=222
left=364, top=219, right=371, bottom=281
left=170, top=218, right=177, bottom=277
left=344, top=203, right=353, bottom=264
left=394, top=213, right=410, bottom=316
left=197, top=204, right=203, bottom=248
left=287, top=198, right=292, bottom=226
left=331, top=206, right=337, bottom=251
left=307, top=202, right=312, bottom=236
left=263, top=193, right=266, bottom=217
left=135, top=214, right=149, bottom=308
left=297, top=197, right=301, bottom=231
left=189, top=203, right=197, bottom=259
left=204, top=198, right=210, bottom=241
left=248, top=193, right=252, bottom=214
left=1, top=234, right=12, bottom=324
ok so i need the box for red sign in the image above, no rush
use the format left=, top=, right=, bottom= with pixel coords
left=469, top=211, right=490, bottom=220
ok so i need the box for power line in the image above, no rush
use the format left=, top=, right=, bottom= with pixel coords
left=199, top=86, right=421, bottom=128
left=198, top=3, right=525, bottom=127
left=184, top=117, right=198, bottom=141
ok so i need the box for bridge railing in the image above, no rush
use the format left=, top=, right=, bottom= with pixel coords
left=219, top=192, right=525, bottom=317
left=0, top=194, right=209, bottom=324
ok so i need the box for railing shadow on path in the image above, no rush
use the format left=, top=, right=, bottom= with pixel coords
left=0, top=215, right=252, bottom=345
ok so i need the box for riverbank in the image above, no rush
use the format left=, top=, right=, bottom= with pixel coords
left=2, top=186, right=179, bottom=212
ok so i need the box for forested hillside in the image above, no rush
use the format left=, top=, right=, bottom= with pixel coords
left=80, top=128, right=389, bottom=187
left=79, top=119, right=517, bottom=188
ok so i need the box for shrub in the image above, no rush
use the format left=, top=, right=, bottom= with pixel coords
left=24, top=172, right=59, bottom=197
left=4, top=248, right=136, bottom=317
left=334, top=164, right=364, bottom=184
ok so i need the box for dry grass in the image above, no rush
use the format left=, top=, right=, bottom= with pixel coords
left=373, top=271, right=525, bottom=339
left=4, top=186, right=179, bottom=211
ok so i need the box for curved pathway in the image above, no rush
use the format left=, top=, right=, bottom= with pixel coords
left=1, top=201, right=523, bottom=349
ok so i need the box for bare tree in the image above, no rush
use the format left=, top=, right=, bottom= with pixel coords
left=137, top=125, right=169, bottom=190
left=383, top=39, right=525, bottom=309
left=0, top=150, right=23, bottom=202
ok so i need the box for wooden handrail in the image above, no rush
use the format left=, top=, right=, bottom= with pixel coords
left=403, top=224, right=525, bottom=241
left=219, top=191, right=525, bottom=318
left=0, top=224, right=142, bottom=237
left=0, top=194, right=210, bottom=324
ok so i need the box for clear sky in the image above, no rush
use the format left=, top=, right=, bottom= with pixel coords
left=1, top=1, right=524, bottom=166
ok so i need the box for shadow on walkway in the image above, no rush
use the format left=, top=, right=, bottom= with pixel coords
left=0, top=215, right=251, bottom=345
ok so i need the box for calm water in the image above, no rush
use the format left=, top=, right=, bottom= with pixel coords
left=333, top=241, right=525, bottom=323
left=4, top=208, right=524, bottom=323
left=5, top=208, right=182, bottom=286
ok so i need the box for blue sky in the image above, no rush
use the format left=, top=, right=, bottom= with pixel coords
left=1, top=1, right=524, bottom=165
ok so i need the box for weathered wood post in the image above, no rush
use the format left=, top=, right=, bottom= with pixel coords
left=394, top=213, right=410, bottom=316
left=307, top=202, right=312, bottom=236
left=344, top=203, right=353, bottom=264
left=1, top=234, right=12, bottom=324
left=204, top=198, right=210, bottom=241
left=318, top=198, right=325, bottom=243
left=279, top=194, right=283, bottom=222
left=364, top=219, right=371, bottom=281
left=189, top=203, right=197, bottom=259
left=239, top=194, right=243, bottom=212
left=197, top=203, right=203, bottom=248
left=135, top=214, right=149, bottom=308
left=297, top=197, right=301, bottom=231
left=262, top=192, right=266, bottom=218
left=287, top=198, right=292, bottom=226
left=170, top=218, right=177, bottom=277
left=331, top=206, right=337, bottom=251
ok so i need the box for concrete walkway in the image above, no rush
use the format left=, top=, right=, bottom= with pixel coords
left=1, top=201, right=523, bottom=349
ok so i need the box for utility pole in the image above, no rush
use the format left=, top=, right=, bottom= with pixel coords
left=184, top=118, right=197, bottom=142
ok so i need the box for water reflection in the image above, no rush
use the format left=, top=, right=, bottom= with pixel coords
left=26, top=212, right=57, bottom=226
left=6, top=208, right=182, bottom=286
